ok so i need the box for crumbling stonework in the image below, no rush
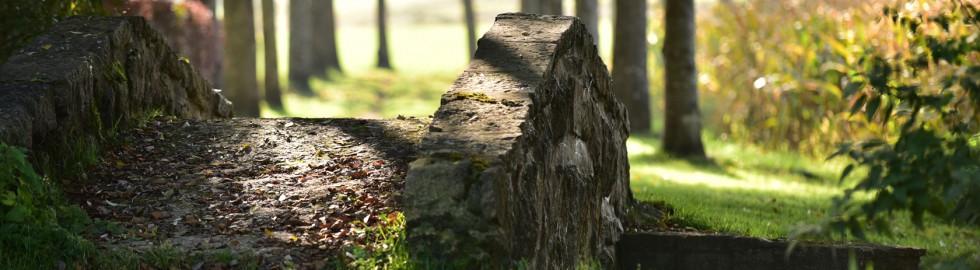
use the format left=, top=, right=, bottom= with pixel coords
left=0, top=16, right=231, bottom=165
left=404, top=13, right=632, bottom=268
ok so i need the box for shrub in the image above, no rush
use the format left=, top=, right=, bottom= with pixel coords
left=828, top=0, right=980, bottom=237
left=696, top=0, right=905, bottom=154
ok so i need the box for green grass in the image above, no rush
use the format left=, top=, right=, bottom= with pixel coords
left=259, top=70, right=450, bottom=119
left=627, top=133, right=980, bottom=265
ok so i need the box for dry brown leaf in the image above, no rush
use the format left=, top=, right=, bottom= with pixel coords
left=150, top=211, right=170, bottom=219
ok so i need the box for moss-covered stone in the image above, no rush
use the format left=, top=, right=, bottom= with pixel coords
left=405, top=13, right=631, bottom=269
left=453, top=92, right=498, bottom=104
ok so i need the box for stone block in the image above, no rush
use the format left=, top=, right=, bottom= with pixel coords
left=405, top=13, right=631, bottom=269
left=0, top=16, right=231, bottom=169
left=617, top=232, right=926, bottom=270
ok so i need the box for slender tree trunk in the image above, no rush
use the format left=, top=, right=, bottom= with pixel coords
left=289, top=0, right=313, bottom=95
left=576, top=0, right=599, bottom=46
left=611, top=0, right=651, bottom=133
left=223, top=0, right=260, bottom=117
left=521, top=0, right=542, bottom=14
left=312, top=0, right=342, bottom=77
left=542, top=0, right=562, bottom=15
left=663, top=0, right=706, bottom=157
left=201, top=0, right=222, bottom=88
left=261, top=0, right=282, bottom=110
left=463, top=0, right=477, bottom=60
left=376, top=0, right=392, bottom=69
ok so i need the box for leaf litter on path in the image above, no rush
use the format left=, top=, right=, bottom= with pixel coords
left=66, top=117, right=428, bottom=269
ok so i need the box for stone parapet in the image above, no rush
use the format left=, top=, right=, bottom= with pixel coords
left=404, top=13, right=632, bottom=269
left=0, top=16, right=231, bottom=164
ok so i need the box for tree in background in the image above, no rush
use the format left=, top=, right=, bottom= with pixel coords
left=261, top=0, right=282, bottom=110
left=289, top=0, right=313, bottom=95
left=611, top=0, right=651, bottom=134
left=222, top=0, right=260, bottom=117
left=520, top=0, right=542, bottom=14
left=462, top=0, right=477, bottom=60
left=521, top=0, right=562, bottom=15
left=576, top=0, right=599, bottom=46
left=311, top=0, right=342, bottom=78
left=199, top=0, right=221, bottom=88
left=377, top=0, right=392, bottom=69
left=662, top=0, right=706, bottom=157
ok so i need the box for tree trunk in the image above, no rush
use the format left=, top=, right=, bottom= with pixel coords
left=222, top=0, right=260, bottom=117
left=261, top=0, right=282, bottom=110
left=311, top=0, right=342, bottom=77
left=201, top=0, right=222, bottom=88
left=376, top=0, right=392, bottom=69
left=542, top=0, right=562, bottom=15
left=611, top=0, right=651, bottom=134
left=575, top=0, right=599, bottom=46
left=520, top=0, right=542, bottom=14
left=663, top=0, right=706, bottom=157
left=288, top=0, right=313, bottom=95
left=463, top=0, right=477, bottom=60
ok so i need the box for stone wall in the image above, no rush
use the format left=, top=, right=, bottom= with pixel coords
left=404, top=13, right=632, bottom=269
left=0, top=16, right=231, bottom=165
left=617, top=233, right=926, bottom=270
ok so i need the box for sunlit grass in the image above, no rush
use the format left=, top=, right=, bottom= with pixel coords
left=259, top=70, right=450, bottom=119
left=628, top=134, right=980, bottom=264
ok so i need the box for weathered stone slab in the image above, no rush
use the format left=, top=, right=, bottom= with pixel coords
left=404, top=13, right=632, bottom=269
left=0, top=16, right=231, bottom=165
left=617, top=232, right=926, bottom=270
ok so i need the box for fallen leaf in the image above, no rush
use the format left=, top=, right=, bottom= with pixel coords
left=152, top=178, right=167, bottom=185
left=229, top=240, right=241, bottom=246
left=289, top=235, right=299, bottom=242
left=373, top=160, right=384, bottom=167
left=151, top=211, right=170, bottom=219
left=116, top=161, right=126, bottom=167
left=185, top=215, right=200, bottom=225
left=350, top=170, right=368, bottom=179
left=264, top=228, right=274, bottom=236
left=41, top=44, right=52, bottom=50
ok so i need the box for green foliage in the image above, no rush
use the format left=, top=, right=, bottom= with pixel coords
left=697, top=0, right=879, bottom=154
left=0, top=143, right=51, bottom=225
left=0, top=0, right=106, bottom=63
left=828, top=0, right=980, bottom=238
left=0, top=143, right=97, bottom=269
left=343, top=212, right=418, bottom=269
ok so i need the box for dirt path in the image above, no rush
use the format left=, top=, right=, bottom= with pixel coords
left=65, top=116, right=428, bottom=268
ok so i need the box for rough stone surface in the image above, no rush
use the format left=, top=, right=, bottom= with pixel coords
left=0, top=16, right=231, bottom=161
left=404, top=13, right=632, bottom=269
left=617, top=232, right=926, bottom=270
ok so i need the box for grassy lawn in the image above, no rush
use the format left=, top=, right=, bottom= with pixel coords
left=627, top=133, right=980, bottom=265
